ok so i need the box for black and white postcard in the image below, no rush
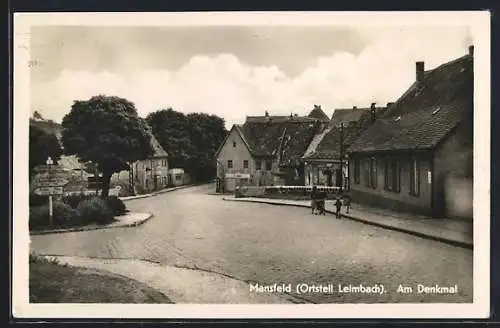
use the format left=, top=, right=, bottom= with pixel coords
left=12, top=11, right=491, bottom=319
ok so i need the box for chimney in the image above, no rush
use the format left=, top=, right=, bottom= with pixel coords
left=353, top=106, right=357, bottom=110
left=265, top=110, right=269, bottom=117
left=416, top=61, right=425, bottom=83
left=370, top=102, right=377, bottom=122
left=468, top=45, right=474, bottom=56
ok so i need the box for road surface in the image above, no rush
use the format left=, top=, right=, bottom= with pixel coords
left=31, top=184, right=473, bottom=303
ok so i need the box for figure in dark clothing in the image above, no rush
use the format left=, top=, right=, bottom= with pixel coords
left=310, top=186, right=318, bottom=214
left=343, top=195, right=351, bottom=214
left=335, top=198, right=342, bottom=219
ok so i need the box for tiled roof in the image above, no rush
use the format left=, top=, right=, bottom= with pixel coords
left=330, top=108, right=370, bottom=126
left=304, top=124, right=361, bottom=160
left=348, top=103, right=466, bottom=153
left=149, top=133, right=168, bottom=158
left=238, top=117, right=320, bottom=165
left=304, top=106, right=386, bottom=160
left=348, top=52, right=473, bottom=153
left=383, top=54, right=473, bottom=118
left=308, top=105, right=330, bottom=121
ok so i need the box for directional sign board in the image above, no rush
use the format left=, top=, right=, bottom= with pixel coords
left=34, top=178, right=69, bottom=187
left=34, top=186, right=64, bottom=196
left=34, top=165, right=66, bottom=174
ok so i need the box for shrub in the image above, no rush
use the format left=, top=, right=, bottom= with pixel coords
left=104, top=196, right=127, bottom=216
left=29, top=201, right=78, bottom=230
left=61, top=194, right=92, bottom=209
left=29, top=193, right=48, bottom=207
left=77, top=197, right=114, bottom=225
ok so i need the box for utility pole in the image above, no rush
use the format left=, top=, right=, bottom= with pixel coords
left=339, top=123, right=344, bottom=193
left=46, top=157, right=54, bottom=226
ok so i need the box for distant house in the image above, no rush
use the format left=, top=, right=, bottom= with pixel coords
left=347, top=46, right=474, bottom=219
left=128, top=128, right=169, bottom=194
left=214, top=107, right=328, bottom=192
left=167, top=168, right=189, bottom=186
left=302, top=103, right=389, bottom=188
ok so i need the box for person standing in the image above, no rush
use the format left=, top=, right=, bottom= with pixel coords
left=334, top=197, right=342, bottom=219
left=310, top=185, right=318, bottom=214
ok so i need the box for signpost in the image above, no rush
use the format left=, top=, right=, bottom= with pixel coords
left=33, top=157, right=69, bottom=226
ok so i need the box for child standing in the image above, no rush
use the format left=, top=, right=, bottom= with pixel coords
left=334, top=197, right=342, bottom=219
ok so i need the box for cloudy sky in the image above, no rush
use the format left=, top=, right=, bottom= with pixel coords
left=30, top=24, right=473, bottom=129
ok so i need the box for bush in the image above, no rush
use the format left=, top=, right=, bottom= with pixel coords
left=29, top=201, right=78, bottom=230
left=104, top=196, right=127, bottom=216
left=61, top=194, right=92, bottom=209
left=77, top=197, right=114, bottom=225
left=29, top=193, right=48, bottom=207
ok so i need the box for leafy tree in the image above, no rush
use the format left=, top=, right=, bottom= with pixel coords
left=29, top=125, right=63, bottom=177
left=61, top=95, right=154, bottom=197
left=186, top=113, right=227, bottom=181
left=146, top=108, right=227, bottom=182
left=146, top=108, right=194, bottom=169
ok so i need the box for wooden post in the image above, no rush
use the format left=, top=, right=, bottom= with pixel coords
left=48, top=195, right=53, bottom=226
left=340, top=123, right=344, bottom=193
left=46, top=157, right=54, bottom=225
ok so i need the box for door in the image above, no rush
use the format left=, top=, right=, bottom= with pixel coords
left=335, top=169, right=342, bottom=188
left=225, top=178, right=236, bottom=192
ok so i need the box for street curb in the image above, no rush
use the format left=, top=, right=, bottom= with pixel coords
left=120, top=183, right=206, bottom=201
left=30, top=213, right=154, bottom=236
left=223, top=198, right=473, bottom=250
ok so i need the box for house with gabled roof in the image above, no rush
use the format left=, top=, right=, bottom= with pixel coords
left=301, top=102, right=389, bottom=188
left=215, top=107, right=328, bottom=192
left=346, top=46, right=474, bottom=219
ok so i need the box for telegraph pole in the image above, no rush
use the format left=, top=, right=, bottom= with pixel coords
left=46, top=157, right=54, bottom=226
left=339, top=123, right=344, bottom=193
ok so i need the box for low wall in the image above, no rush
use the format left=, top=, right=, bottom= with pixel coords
left=235, top=185, right=342, bottom=199
left=445, top=176, right=473, bottom=220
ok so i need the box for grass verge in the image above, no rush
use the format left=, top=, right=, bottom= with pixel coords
left=29, top=255, right=173, bottom=303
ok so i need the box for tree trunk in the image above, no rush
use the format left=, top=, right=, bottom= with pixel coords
left=101, top=171, right=112, bottom=198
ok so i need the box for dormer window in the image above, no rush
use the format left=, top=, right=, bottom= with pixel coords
left=233, top=141, right=236, bottom=147
left=432, top=107, right=441, bottom=115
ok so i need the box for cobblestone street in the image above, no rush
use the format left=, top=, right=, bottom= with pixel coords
left=30, top=185, right=473, bottom=303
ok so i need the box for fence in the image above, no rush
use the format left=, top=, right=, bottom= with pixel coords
left=235, top=185, right=341, bottom=198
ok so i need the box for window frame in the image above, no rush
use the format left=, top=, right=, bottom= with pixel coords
left=232, top=141, right=236, bottom=147
left=370, top=157, right=377, bottom=189
left=409, top=158, right=420, bottom=197
left=227, top=160, right=233, bottom=169
left=384, top=158, right=401, bottom=193
left=243, top=160, right=249, bottom=169
left=255, top=160, right=262, bottom=171
left=265, top=160, right=272, bottom=171
left=353, top=158, right=361, bottom=184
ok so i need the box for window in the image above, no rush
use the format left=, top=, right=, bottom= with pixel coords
left=243, top=160, right=249, bottom=169
left=364, top=159, right=371, bottom=187
left=384, top=158, right=401, bottom=193
left=410, top=158, right=420, bottom=196
left=233, top=141, right=236, bottom=147
left=370, top=157, right=377, bottom=188
left=227, top=160, right=233, bottom=169
left=353, top=159, right=360, bottom=184
left=175, top=174, right=182, bottom=181
left=265, top=160, right=272, bottom=171
left=255, top=160, right=262, bottom=170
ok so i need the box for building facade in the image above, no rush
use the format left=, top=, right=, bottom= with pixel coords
left=302, top=103, right=388, bottom=189
left=347, top=46, right=473, bottom=219
left=215, top=109, right=325, bottom=192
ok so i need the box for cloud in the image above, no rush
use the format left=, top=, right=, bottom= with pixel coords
left=31, top=26, right=472, bottom=129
